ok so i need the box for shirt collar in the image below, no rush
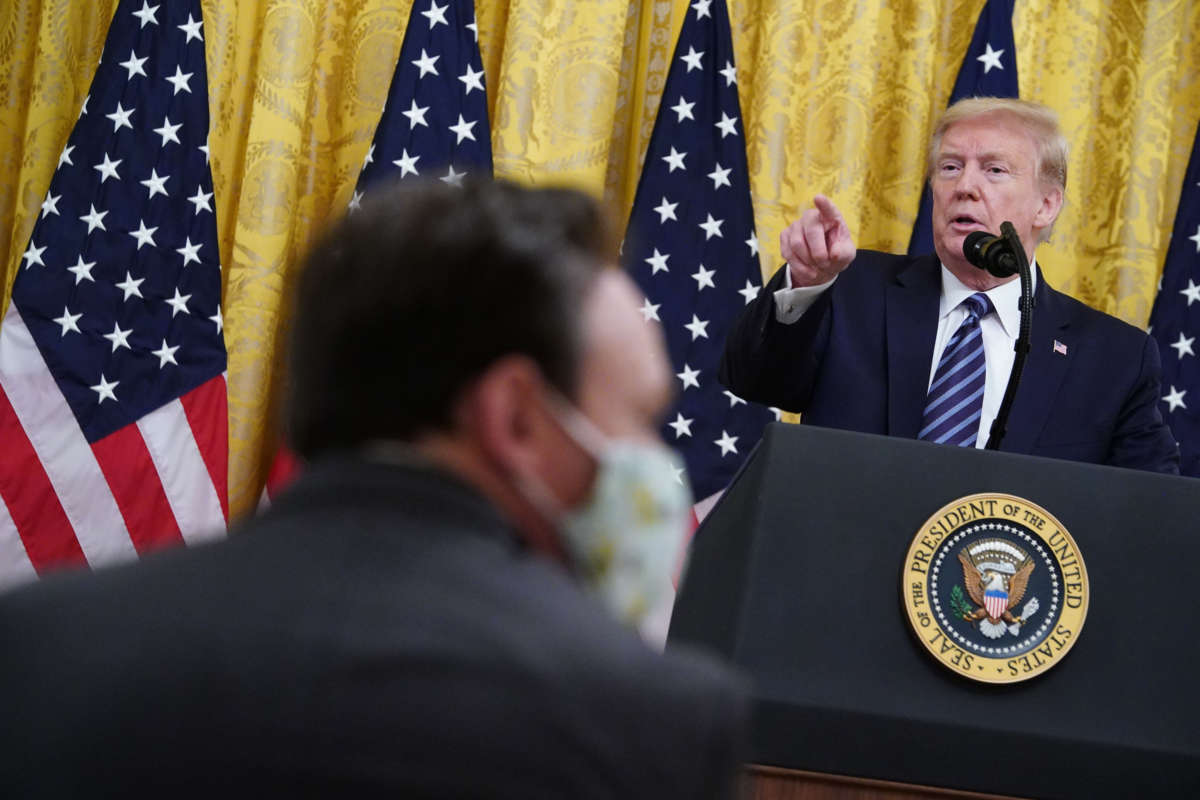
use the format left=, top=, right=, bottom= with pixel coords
left=937, top=260, right=1038, bottom=339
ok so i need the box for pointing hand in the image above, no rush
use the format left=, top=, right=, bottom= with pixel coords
left=780, top=195, right=857, bottom=287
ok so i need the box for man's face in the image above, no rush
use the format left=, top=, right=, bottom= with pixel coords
left=930, top=114, right=1062, bottom=286
left=531, top=270, right=673, bottom=513
left=574, top=271, right=674, bottom=446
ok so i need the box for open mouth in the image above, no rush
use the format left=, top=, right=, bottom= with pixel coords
left=949, top=214, right=986, bottom=231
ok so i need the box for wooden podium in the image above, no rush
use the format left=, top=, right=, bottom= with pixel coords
left=669, top=423, right=1200, bottom=799
left=742, top=764, right=1020, bottom=799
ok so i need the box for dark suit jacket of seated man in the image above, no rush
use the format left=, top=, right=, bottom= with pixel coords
left=0, top=180, right=747, bottom=798
left=720, top=98, right=1179, bottom=474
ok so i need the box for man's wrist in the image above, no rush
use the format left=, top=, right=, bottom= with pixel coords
left=773, top=272, right=836, bottom=324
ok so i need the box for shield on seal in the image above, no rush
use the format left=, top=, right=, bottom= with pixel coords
left=984, top=588, right=1008, bottom=620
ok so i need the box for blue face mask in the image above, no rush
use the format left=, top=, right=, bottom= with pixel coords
left=525, top=402, right=694, bottom=627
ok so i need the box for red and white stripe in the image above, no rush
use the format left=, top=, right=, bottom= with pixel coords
left=984, top=592, right=1008, bottom=620
left=258, top=444, right=303, bottom=509
left=0, top=305, right=227, bottom=590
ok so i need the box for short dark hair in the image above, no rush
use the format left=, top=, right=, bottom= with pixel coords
left=287, top=178, right=612, bottom=458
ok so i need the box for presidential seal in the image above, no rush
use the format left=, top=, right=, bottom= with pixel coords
left=901, top=493, right=1089, bottom=684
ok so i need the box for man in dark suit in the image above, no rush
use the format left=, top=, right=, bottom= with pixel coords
left=722, top=97, right=1178, bottom=473
left=0, top=180, right=746, bottom=797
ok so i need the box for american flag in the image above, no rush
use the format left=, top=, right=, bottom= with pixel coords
left=621, top=0, right=773, bottom=503
left=0, top=0, right=227, bottom=589
left=1148, top=119, right=1200, bottom=477
left=909, top=0, right=1018, bottom=255
left=262, top=0, right=492, bottom=505
left=351, top=0, right=492, bottom=203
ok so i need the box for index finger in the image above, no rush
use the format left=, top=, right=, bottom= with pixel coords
left=813, top=194, right=845, bottom=228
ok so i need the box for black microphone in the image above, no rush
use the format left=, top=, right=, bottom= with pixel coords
left=963, top=231, right=1019, bottom=278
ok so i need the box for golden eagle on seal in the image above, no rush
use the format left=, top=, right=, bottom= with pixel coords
left=958, top=538, right=1036, bottom=638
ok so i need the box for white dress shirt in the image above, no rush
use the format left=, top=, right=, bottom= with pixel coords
left=772, top=262, right=1037, bottom=448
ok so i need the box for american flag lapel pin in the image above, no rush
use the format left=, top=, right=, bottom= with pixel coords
left=1053, top=340, right=1068, bottom=356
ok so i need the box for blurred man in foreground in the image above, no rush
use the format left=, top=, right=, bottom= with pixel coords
left=0, top=179, right=746, bottom=797
left=722, top=97, right=1178, bottom=473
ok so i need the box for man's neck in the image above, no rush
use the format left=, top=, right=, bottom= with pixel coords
left=942, top=260, right=1021, bottom=292
left=410, top=435, right=569, bottom=564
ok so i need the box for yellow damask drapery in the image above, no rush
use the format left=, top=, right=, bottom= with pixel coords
left=3, top=0, right=1199, bottom=518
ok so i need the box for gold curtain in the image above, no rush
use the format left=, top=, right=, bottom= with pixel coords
left=3, top=0, right=1199, bottom=518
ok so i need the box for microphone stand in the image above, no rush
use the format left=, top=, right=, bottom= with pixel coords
left=984, top=222, right=1033, bottom=451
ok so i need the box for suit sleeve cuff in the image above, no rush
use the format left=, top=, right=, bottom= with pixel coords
left=773, top=272, right=836, bottom=324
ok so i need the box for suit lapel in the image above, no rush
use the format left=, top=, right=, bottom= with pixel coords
left=886, top=256, right=942, bottom=437
left=996, top=272, right=1074, bottom=453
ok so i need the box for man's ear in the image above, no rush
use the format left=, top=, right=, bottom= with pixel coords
left=458, top=356, right=595, bottom=517
left=1034, top=184, right=1064, bottom=231
left=458, top=355, right=553, bottom=477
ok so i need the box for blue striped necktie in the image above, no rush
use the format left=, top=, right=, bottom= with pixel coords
left=920, top=292, right=993, bottom=447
